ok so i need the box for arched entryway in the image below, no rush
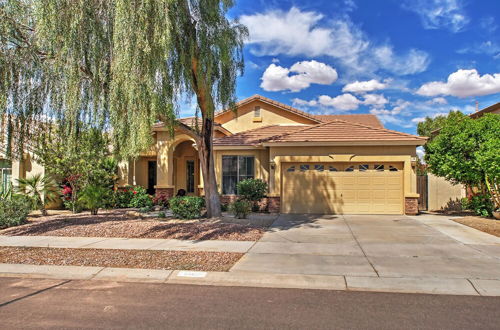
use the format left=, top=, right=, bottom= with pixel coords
left=172, top=140, right=199, bottom=196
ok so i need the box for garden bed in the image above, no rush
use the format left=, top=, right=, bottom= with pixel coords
left=453, top=216, right=500, bottom=237
left=0, top=209, right=268, bottom=241
left=0, top=247, right=242, bottom=271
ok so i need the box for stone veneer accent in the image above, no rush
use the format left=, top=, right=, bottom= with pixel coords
left=155, top=187, right=174, bottom=199
left=405, top=196, right=419, bottom=215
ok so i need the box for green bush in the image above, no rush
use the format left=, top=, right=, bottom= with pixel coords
left=158, top=211, right=166, bottom=218
left=114, top=186, right=153, bottom=208
left=462, top=194, right=494, bottom=217
left=237, top=179, right=267, bottom=202
left=228, top=199, right=252, bottom=219
left=0, top=195, right=31, bottom=229
left=79, top=184, right=110, bottom=215
left=169, top=196, right=205, bottom=219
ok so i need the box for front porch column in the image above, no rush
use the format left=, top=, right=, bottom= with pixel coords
left=155, top=131, right=174, bottom=197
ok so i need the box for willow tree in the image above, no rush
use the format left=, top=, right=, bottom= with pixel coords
left=0, top=0, right=247, bottom=217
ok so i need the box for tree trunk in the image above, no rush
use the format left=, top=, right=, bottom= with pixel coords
left=198, top=116, right=221, bottom=218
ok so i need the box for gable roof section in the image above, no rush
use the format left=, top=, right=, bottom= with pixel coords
left=312, top=114, right=384, bottom=128
left=470, top=102, right=500, bottom=119
left=215, top=95, right=323, bottom=124
left=266, top=120, right=426, bottom=144
left=214, top=125, right=306, bottom=146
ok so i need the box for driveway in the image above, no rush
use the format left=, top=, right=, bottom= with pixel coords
left=231, top=214, right=500, bottom=281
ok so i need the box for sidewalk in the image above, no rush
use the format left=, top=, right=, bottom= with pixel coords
left=0, top=235, right=254, bottom=253
left=1, top=263, right=499, bottom=296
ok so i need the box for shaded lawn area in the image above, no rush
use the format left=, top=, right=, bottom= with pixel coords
left=0, top=210, right=265, bottom=241
left=453, top=216, right=500, bottom=237
left=0, top=247, right=243, bottom=271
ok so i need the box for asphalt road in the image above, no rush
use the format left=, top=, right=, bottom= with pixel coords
left=1, top=277, right=499, bottom=329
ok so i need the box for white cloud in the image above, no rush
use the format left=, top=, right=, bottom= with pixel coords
left=370, top=100, right=410, bottom=116
left=318, top=94, right=361, bottom=111
left=427, top=97, right=448, bottom=105
left=402, top=0, right=469, bottom=32
left=260, top=60, right=338, bottom=92
left=416, top=146, right=425, bottom=161
left=417, top=69, right=500, bottom=98
left=363, top=94, right=388, bottom=108
left=292, top=98, right=318, bottom=107
left=457, top=40, right=500, bottom=58
left=271, top=58, right=280, bottom=63
left=342, top=79, right=387, bottom=93
left=241, top=7, right=429, bottom=76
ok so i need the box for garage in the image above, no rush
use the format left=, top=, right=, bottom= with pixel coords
left=282, top=162, right=404, bottom=214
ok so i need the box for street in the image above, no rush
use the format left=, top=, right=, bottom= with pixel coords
left=1, top=277, right=498, bottom=329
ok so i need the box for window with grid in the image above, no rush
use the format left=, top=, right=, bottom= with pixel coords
left=0, top=159, right=12, bottom=193
left=222, top=156, right=255, bottom=195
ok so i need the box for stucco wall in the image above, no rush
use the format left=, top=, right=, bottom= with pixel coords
left=427, top=173, right=466, bottom=211
left=216, top=100, right=316, bottom=133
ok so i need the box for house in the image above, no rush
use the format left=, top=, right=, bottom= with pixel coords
left=117, top=95, right=426, bottom=215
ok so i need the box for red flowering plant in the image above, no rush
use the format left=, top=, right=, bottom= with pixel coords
left=153, top=193, right=169, bottom=208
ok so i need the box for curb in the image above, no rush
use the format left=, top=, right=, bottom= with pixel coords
left=1, top=263, right=499, bottom=296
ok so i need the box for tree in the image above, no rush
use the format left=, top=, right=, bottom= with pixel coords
left=16, top=174, right=58, bottom=216
left=425, top=113, right=500, bottom=209
left=0, top=0, right=247, bottom=218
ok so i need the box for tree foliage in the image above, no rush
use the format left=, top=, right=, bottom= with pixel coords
left=1, top=0, right=247, bottom=217
left=425, top=113, right=500, bottom=209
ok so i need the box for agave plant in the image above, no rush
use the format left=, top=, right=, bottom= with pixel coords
left=79, top=184, right=110, bottom=215
left=16, top=174, right=58, bottom=216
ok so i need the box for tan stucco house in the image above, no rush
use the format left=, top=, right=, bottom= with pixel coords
left=118, top=95, right=426, bottom=215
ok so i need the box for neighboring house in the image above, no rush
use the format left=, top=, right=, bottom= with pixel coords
left=423, top=101, right=499, bottom=211
left=118, top=95, right=426, bottom=215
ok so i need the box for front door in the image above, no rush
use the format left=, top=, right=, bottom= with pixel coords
left=147, top=161, right=157, bottom=195
left=186, top=160, right=195, bottom=194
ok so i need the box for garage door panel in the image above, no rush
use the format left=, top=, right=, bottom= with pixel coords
left=283, top=162, right=403, bottom=215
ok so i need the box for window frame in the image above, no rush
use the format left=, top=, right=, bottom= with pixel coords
left=0, top=160, right=12, bottom=193
left=222, top=155, right=255, bottom=195
left=254, top=106, right=261, bottom=117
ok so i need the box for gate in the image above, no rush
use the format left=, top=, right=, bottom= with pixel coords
left=417, top=175, right=428, bottom=211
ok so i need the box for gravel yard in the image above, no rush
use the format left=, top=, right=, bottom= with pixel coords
left=453, top=216, right=500, bottom=237
left=0, top=210, right=266, bottom=241
left=0, top=247, right=243, bottom=271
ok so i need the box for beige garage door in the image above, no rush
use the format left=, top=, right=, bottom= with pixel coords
left=282, top=162, right=403, bottom=214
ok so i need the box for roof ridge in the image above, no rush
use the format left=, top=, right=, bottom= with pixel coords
left=215, top=95, right=322, bottom=123
left=214, top=125, right=279, bottom=139
left=268, top=119, right=426, bottom=142
left=265, top=120, right=334, bottom=142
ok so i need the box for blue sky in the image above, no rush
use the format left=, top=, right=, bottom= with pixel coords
left=184, top=0, right=500, bottom=135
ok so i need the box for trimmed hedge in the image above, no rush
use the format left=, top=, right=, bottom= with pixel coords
left=169, top=196, right=205, bottom=219
left=0, top=196, right=31, bottom=229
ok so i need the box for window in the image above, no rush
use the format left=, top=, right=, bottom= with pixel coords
left=345, top=165, right=354, bottom=172
left=0, top=159, right=12, bottom=193
left=389, top=165, right=398, bottom=172
left=287, top=165, right=296, bottom=172
left=222, top=156, right=254, bottom=194
left=329, top=166, right=338, bottom=172
left=300, top=164, right=310, bottom=172
left=374, top=164, right=384, bottom=171
left=254, top=106, right=261, bottom=117
left=359, top=164, right=369, bottom=172
left=314, top=164, right=324, bottom=172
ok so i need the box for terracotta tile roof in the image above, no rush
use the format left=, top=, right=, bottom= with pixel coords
left=213, top=125, right=307, bottom=146
left=266, top=120, right=427, bottom=143
left=469, top=102, right=500, bottom=119
left=313, top=114, right=384, bottom=128
left=215, top=95, right=323, bottom=124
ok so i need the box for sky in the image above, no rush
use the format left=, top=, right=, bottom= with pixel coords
left=182, top=0, right=500, bottom=135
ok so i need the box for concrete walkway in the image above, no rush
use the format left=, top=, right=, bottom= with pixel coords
left=0, top=235, right=254, bottom=253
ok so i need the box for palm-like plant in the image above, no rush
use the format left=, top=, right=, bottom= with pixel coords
left=79, top=184, right=110, bottom=215
left=16, top=174, right=58, bottom=216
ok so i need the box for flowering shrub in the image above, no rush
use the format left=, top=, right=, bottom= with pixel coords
left=153, top=193, right=169, bottom=208
left=114, top=186, right=152, bottom=208
left=169, top=196, right=204, bottom=219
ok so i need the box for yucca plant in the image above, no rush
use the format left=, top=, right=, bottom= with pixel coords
left=79, top=184, right=110, bottom=215
left=16, top=174, right=58, bottom=216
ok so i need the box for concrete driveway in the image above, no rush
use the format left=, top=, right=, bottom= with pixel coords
left=231, top=214, right=500, bottom=281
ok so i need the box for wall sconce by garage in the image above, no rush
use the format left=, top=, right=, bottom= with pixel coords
left=269, top=160, right=276, bottom=170
left=411, top=156, right=418, bottom=167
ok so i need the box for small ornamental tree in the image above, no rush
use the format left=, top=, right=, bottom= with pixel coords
left=425, top=113, right=500, bottom=213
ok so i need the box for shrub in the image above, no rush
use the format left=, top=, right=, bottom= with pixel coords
left=153, top=193, right=169, bottom=208
left=129, top=186, right=153, bottom=208
left=169, top=196, right=205, bottom=219
left=220, top=203, right=228, bottom=212
left=79, top=184, right=110, bottom=215
left=16, top=174, right=58, bottom=216
left=0, top=195, right=31, bottom=229
left=462, top=194, right=494, bottom=217
left=158, top=211, right=167, bottom=218
left=228, top=199, right=252, bottom=219
left=237, top=179, right=267, bottom=202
